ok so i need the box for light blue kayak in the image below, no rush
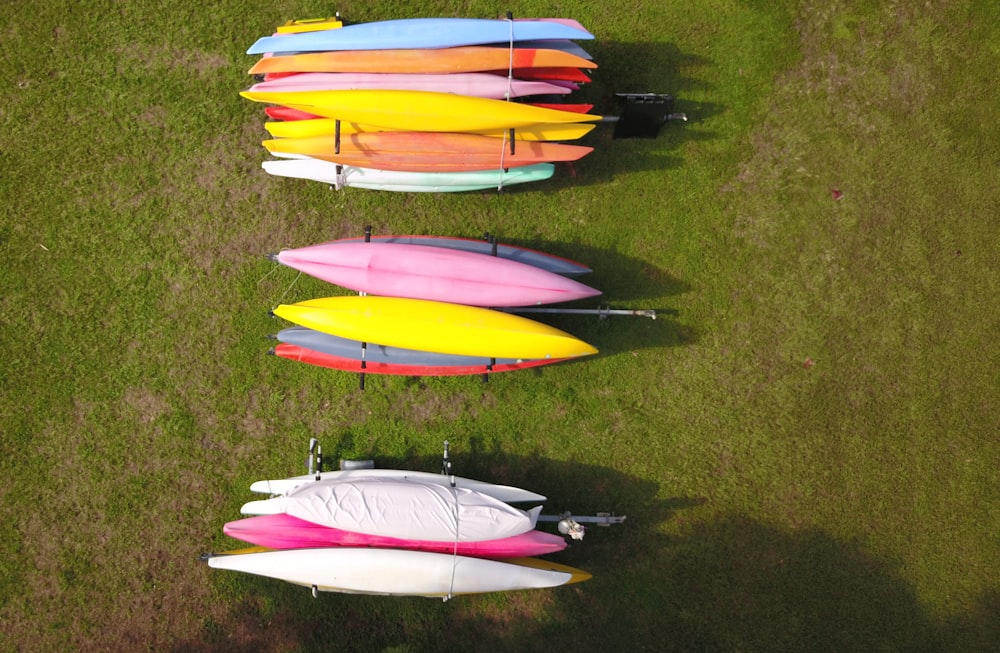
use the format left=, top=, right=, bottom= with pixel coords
left=247, top=18, right=595, bottom=55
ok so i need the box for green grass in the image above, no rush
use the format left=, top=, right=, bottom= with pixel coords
left=1, top=0, right=997, bottom=651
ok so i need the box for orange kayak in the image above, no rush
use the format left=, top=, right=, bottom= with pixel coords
left=249, top=46, right=596, bottom=75
left=263, top=132, right=593, bottom=172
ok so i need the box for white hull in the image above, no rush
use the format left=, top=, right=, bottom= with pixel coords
left=207, top=547, right=589, bottom=597
left=261, top=158, right=554, bottom=192
left=248, top=469, right=546, bottom=504
left=239, top=477, right=539, bottom=542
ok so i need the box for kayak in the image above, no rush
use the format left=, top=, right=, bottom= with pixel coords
left=206, top=547, right=591, bottom=597
left=273, top=16, right=590, bottom=37
left=275, top=17, right=343, bottom=34
left=261, top=132, right=593, bottom=172
left=271, top=295, right=599, bottom=359
left=511, top=39, right=592, bottom=59
left=236, top=477, right=539, bottom=541
left=248, top=469, right=546, bottom=503
left=270, top=241, right=600, bottom=306
left=248, top=72, right=572, bottom=100
left=247, top=18, right=594, bottom=55
left=264, top=106, right=319, bottom=120
left=223, top=513, right=568, bottom=557
left=262, top=117, right=597, bottom=142
left=262, top=97, right=589, bottom=113
left=240, top=89, right=601, bottom=132
left=272, top=326, right=556, bottom=371
left=262, top=158, right=555, bottom=192
left=493, top=67, right=592, bottom=83
left=333, top=235, right=591, bottom=276
left=248, top=46, right=596, bottom=75
left=272, top=342, right=567, bottom=376
left=531, top=103, right=594, bottom=114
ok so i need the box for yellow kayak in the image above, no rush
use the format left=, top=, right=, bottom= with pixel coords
left=276, top=17, right=343, bottom=34
left=240, top=89, right=602, bottom=133
left=263, top=117, right=596, bottom=142
left=272, top=296, right=598, bottom=360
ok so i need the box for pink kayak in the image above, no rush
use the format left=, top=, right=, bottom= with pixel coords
left=223, top=513, right=568, bottom=558
left=272, top=241, right=600, bottom=307
left=249, top=72, right=574, bottom=99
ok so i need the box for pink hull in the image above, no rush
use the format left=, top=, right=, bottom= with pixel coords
left=274, top=241, right=600, bottom=307
left=224, top=513, right=568, bottom=558
left=249, top=72, right=574, bottom=100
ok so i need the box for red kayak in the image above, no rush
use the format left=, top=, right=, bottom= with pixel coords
left=272, top=343, right=568, bottom=377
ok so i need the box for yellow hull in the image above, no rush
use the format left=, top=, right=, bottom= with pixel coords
left=263, top=117, right=596, bottom=142
left=276, top=17, right=343, bottom=34
left=240, top=89, right=601, bottom=132
left=272, top=296, right=598, bottom=360
left=505, top=557, right=593, bottom=585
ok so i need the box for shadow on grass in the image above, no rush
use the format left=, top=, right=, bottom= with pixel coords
left=390, top=232, right=690, bottom=303
left=542, top=307, right=697, bottom=358
left=450, top=42, right=722, bottom=191
left=556, top=41, right=721, bottom=185
left=176, top=452, right=991, bottom=653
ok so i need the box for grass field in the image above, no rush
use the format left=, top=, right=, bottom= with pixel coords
left=1, top=0, right=997, bottom=651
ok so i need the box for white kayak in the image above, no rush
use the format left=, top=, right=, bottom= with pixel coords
left=239, top=477, right=540, bottom=542
left=206, top=546, right=591, bottom=597
left=261, top=157, right=554, bottom=192
left=248, top=468, right=546, bottom=503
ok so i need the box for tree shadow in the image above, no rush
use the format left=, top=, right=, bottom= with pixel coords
left=176, top=448, right=987, bottom=652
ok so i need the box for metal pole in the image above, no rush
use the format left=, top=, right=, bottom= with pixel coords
left=500, top=307, right=657, bottom=320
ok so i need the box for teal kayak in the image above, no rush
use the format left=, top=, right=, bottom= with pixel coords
left=261, top=158, right=555, bottom=192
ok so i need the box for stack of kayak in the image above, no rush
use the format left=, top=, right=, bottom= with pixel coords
left=206, top=461, right=590, bottom=597
left=267, top=233, right=600, bottom=379
left=242, top=15, right=601, bottom=192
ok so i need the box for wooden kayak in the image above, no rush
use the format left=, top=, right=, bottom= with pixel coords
left=247, top=18, right=594, bottom=55
left=206, top=547, right=591, bottom=597
left=262, top=158, right=555, bottom=192
left=223, top=513, right=568, bottom=557
left=249, top=47, right=596, bottom=75
left=240, top=89, right=601, bottom=132
left=272, top=342, right=567, bottom=377
left=270, top=241, right=600, bottom=306
left=271, top=296, right=598, bottom=359
left=262, top=132, right=593, bottom=172
left=262, top=116, right=597, bottom=142
left=249, top=72, right=572, bottom=100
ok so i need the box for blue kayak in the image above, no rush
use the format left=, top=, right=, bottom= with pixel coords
left=272, top=327, right=536, bottom=367
left=247, top=18, right=595, bottom=55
